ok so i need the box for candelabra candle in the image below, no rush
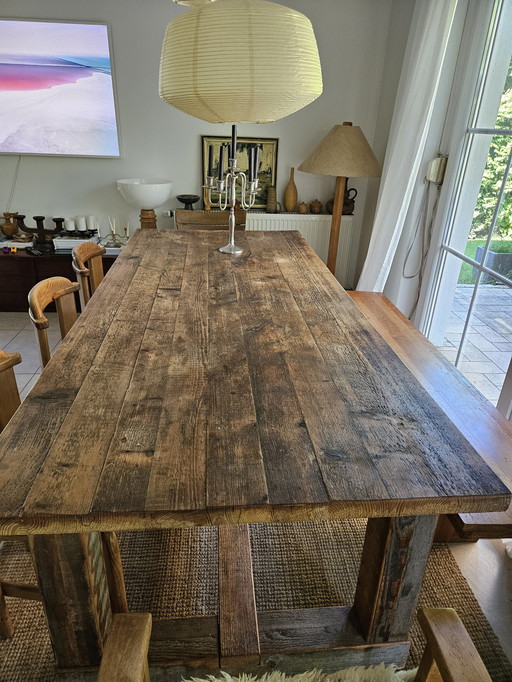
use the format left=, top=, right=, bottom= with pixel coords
left=203, top=132, right=259, bottom=256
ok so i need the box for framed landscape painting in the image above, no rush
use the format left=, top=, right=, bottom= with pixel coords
left=201, top=135, right=278, bottom=210
left=0, top=19, right=120, bottom=157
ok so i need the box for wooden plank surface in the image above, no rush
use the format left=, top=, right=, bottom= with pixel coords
left=348, top=291, right=512, bottom=537
left=218, top=524, right=260, bottom=667
left=0, top=229, right=509, bottom=535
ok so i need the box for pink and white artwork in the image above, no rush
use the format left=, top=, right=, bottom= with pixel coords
left=0, top=20, right=120, bottom=156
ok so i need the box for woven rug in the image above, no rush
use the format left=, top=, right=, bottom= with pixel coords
left=1, top=519, right=511, bottom=681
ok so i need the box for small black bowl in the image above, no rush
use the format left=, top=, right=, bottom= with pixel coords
left=177, top=194, right=200, bottom=210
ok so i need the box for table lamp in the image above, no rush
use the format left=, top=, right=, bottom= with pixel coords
left=298, top=122, right=381, bottom=275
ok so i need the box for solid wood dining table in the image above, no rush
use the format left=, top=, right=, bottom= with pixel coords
left=0, top=228, right=509, bottom=673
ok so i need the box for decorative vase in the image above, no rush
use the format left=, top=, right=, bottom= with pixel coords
left=1, top=212, right=19, bottom=238
left=298, top=202, right=308, bottom=214
left=283, top=167, right=298, bottom=212
left=266, top=186, right=281, bottom=213
left=310, top=198, right=322, bottom=214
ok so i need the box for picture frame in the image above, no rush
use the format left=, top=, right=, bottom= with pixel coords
left=0, top=18, right=120, bottom=157
left=201, top=135, right=278, bottom=210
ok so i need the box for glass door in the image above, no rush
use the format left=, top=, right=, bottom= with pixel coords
left=423, top=0, right=512, bottom=411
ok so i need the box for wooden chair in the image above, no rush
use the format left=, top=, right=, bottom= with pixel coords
left=28, top=276, right=79, bottom=368
left=0, top=351, right=42, bottom=638
left=416, top=607, right=492, bottom=681
left=0, top=349, right=22, bottom=432
left=72, top=242, right=107, bottom=309
left=98, top=613, right=152, bottom=681
left=174, top=208, right=246, bottom=231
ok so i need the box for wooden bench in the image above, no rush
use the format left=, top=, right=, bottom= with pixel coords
left=347, top=291, right=512, bottom=541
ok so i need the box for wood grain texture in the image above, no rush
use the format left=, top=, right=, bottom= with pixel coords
left=348, top=291, right=512, bottom=538
left=175, top=209, right=246, bottom=231
left=27, top=276, right=79, bottom=367
left=218, top=524, right=260, bottom=667
left=0, top=349, right=21, bottom=432
left=72, top=242, right=106, bottom=308
left=98, top=612, right=152, bottom=682
left=0, top=230, right=509, bottom=534
left=31, top=533, right=112, bottom=668
left=353, top=515, right=438, bottom=643
left=416, top=607, right=492, bottom=682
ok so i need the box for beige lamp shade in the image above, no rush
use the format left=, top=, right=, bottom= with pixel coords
left=298, top=123, right=381, bottom=178
left=159, top=0, right=323, bottom=123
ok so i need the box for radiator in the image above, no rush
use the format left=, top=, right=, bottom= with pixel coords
left=246, top=213, right=357, bottom=288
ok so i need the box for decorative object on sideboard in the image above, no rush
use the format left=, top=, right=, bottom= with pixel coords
left=326, top=186, right=358, bottom=215
left=283, top=167, right=298, bottom=213
left=15, top=215, right=63, bottom=253
left=298, top=202, right=308, bottom=214
left=176, top=194, right=200, bottom=210
left=100, top=217, right=129, bottom=249
left=202, top=135, right=277, bottom=211
left=299, top=122, right=381, bottom=274
left=161, top=0, right=322, bottom=123
left=1, top=212, right=19, bottom=238
left=203, top=125, right=258, bottom=255
left=117, top=178, right=173, bottom=229
left=309, top=198, right=322, bottom=214
left=265, top=186, right=281, bottom=214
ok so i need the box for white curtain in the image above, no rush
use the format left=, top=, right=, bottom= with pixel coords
left=357, top=0, right=459, bottom=292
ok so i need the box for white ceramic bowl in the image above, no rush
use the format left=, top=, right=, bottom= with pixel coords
left=117, top=178, right=173, bottom=209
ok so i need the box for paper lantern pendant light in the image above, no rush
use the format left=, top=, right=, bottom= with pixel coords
left=159, top=0, right=323, bottom=123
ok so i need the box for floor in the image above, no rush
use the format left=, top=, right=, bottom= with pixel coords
left=1, top=311, right=512, bottom=668
left=439, top=285, right=512, bottom=406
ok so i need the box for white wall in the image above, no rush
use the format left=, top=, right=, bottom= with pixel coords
left=1, top=0, right=408, bottom=251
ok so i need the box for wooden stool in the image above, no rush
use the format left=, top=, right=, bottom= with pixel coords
left=28, top=276, right=79, bottom=368
left=72, top=242, right=107, bottom=309
left=98, top=613, right=152, bottom=681
left=416, top=607, right=492, bottom=681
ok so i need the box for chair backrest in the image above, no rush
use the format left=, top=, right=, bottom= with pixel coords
left=72, top=242, right=106, bottom=309
left=28, top=276, right=79, bottom=368
left=174, top=209, right=246, bottom=231
left=0, top=350, right=21, bottom=432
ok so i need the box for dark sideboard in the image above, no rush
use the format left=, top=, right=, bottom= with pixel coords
left=0, top=251, right=117, bottom=311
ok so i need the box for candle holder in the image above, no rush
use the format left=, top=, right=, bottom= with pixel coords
left=99, top=218, right=129, bottom=249
left=204, top=125, right=260, bottom=255
left=15, top=215, right=64, bottom=253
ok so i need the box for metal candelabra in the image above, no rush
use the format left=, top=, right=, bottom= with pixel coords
left=203, top=125, right=260, bottom=255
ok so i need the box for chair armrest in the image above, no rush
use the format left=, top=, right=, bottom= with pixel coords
left=98, top=613, right=152, bottom=682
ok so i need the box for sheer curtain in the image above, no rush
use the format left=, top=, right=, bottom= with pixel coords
left=357, top=0, right=459, bottom=292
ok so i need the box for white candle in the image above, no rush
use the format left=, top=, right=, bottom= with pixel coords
left=86, top=215, right=96, bottom=231
left=64, top=219, right=75, bottom=232
left=76, top=216, right=87, bottom=232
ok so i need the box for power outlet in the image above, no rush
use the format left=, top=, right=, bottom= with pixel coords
left=163, top=210, right=173, bottom=218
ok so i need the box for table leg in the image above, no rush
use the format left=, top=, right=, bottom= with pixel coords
left=353, top=515, right=438, bottom=643
left=218, top=524, right=260, bottom=668
left=31, top=532, right=114, bottom=668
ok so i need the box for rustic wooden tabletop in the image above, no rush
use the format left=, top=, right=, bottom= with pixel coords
left=0, top=229, right=509, bottom=536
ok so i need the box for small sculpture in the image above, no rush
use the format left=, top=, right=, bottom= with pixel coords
left=16, top=215, right=64, bottom=253
left=1, top=212, right=19, bottom=238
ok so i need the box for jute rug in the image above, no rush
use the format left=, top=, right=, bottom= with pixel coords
left=1, top=519, right=511, bottom=681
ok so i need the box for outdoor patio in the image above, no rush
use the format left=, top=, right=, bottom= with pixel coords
left=439, top=285, right=512, bottom=406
